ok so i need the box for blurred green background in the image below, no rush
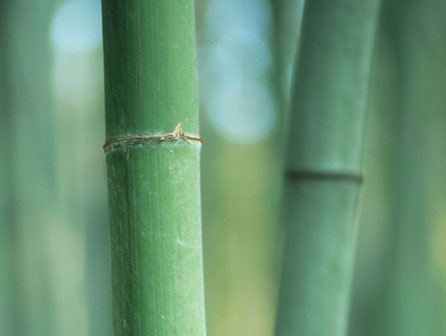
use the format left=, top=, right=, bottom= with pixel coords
left=0, top=0, right=445, bottom=335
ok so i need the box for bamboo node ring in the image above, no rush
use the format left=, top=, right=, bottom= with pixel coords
left=286, top=170, right=363, bottom=183
left=103, top=123, right=204, bottom=153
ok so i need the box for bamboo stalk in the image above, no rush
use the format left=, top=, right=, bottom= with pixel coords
left=377, top=1, right=446, bottom=335
left=349, top=1, right=446, bottom=334
left=7, top=1, right=57, bottom=334
left=346, top=17, right=397, bottom=334
left=101, top=1, right=206, bottom=335
left=275, top=1, right=380, bottom=335
left=0, top=2, right=17, bottom=334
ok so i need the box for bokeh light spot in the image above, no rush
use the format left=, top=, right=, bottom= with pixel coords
left=206, top=81, right=276, bottom=144
left=50, top=0, right=102, bottom=54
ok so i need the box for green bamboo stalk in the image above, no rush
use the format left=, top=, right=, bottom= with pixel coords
left=275, top=1, right=380, bottom=335
left=269, top=0, right=304, bottom=113
left=377, top=1, right=446, bottom=335
left=0, top=2, right=18, bottom=334
left=349, top=1, right=446, bottom=334
left=347, top=19, right=398, bottom=335
left=101, top=1, right=206, bottom=335
left=51, top=49, right=109, bottom=335
left=8, top=1, right=57, bottom=334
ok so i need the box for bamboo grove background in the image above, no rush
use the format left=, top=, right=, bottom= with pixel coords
left=0, top=0, right=445, bottom=335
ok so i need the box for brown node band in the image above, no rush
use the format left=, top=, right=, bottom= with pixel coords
left=286, top=170, right=363, bottom=183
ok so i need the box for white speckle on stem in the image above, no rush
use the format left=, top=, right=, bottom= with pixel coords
left=176, top=238, right=199, bottom=250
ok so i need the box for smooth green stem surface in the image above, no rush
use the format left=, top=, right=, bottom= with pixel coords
left=275, top=1, right=380, bottom=335
left=101, top=1, right=206, bottom=335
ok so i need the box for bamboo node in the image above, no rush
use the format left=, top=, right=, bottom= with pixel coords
left=103, top=123, right=204, bottom=153
left=286, top=170, right=363, bottom=183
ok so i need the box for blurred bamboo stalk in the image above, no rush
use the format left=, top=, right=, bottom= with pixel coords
left=7, top=1, right=57, bottom=334
left=377, top=0, right=446, bottom=335
left=51, top=47, right=110, bottom=335
left=197, top=1, right=304, bottom=334
left=347, top=0, right=446, bottom=335
left=0, top=1, right=18, bottom=334
left=346, top=15, right=399, bottom=334
left=269, top=0, right=304, bottom=117
left=101, top=0, right=206, bottom=334
left=275, top=1, right=380, bottom=335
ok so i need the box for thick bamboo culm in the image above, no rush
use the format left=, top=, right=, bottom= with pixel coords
left=101, top=1, right=206, bottom=335
left=275, top=1, right=380, bottom=335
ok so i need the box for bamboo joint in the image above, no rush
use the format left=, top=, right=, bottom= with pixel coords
left=103, top=123, right=204, bottom=153
left=286, top=170, right=363, bottom=183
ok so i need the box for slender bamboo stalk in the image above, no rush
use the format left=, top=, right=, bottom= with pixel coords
left=0, top=2, right=17, bottom=334
left=346, top=18, right=398, bottom=334
left=378, top=1, right=446, bottom=335
left=349, top=1, right=446, bottom=334
left=269, top=0, right=304, bottom=115
left=101, top=1, right=206, bottom=335
left=8, top=1, right=56, bottom=334
left=275, top=1, right=380, bottom=335
left=51, top=48, right=109, bottom=335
